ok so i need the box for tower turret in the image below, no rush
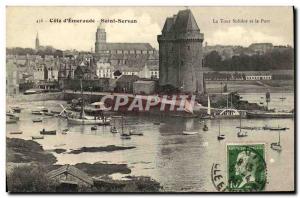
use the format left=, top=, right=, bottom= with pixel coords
left=157, top=9, right=204, bottom=94
left=95, top=24, right=106, bottom=53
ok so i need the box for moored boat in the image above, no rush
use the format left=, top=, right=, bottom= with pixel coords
left=183, top=131, right=198, bottom=135
left=44, top=112, right=54, bottom=116
left=120, top=116, right=131, bottom=140
left=110, top=126, right=118, bottom=133
left=6, top=115, right=19, bottom=124
left=33, top=118, right=43, bottom=123
left=11, top=106, right=21, bottom=113
left=237, top=115, right=248, bottom=138
left=68, top=116, right=111, bottom=125
left=40, top=129, right=56, bottom=135
left=263, top=125, right=288, bottom=131
left=66, top=79, right=111, bottom=125
left=32, top=135, right=44, bottom=140
left=247, top=111, right=294, bottom=119
left=9, top=131, right=23, bottom=135
left=236, top=126, right=261, bottom=130
left=217, top=119, right=225, bottom=140
left=129, top=130, right=143, bottom=136
left=6, top=118, right=18, bottom=124
left=32, top=110, right=43, bottom=115
left=120, top=134, right=131, bottom=139
left=271, top=132, right=282, bottom=151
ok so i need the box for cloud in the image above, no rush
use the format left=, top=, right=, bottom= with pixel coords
left=207, top=26, right=287, bottom=46
left=105, top=9, right=161, bottom=49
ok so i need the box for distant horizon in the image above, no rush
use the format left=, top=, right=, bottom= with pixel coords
left=6, top=41, right=293, bottom=52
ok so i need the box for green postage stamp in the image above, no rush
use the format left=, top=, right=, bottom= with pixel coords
left=227, top=144, right=266, bottom=192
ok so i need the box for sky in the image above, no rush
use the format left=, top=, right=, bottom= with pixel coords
left=6, top=6, right=294, bottom=51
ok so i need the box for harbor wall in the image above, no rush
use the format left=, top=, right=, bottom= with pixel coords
left=63, top=92, right=107, bottom=103
left=6, top=92, right=64, bottom=104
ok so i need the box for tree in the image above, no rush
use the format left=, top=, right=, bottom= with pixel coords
left=204, top=51, right=222, bottom=70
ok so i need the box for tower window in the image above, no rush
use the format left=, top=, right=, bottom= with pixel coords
left=187, top=46, right=190, bottom=50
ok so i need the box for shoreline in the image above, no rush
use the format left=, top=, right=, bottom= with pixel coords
left=6, top=137, right=162, bottom=192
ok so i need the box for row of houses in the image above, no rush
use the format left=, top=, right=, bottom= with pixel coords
left=6, top=52, right=160, bottom=95
left=204, top=70, right=293, bottom=81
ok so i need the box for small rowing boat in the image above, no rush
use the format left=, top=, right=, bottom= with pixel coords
left=129, top=130, right=143, bottom=136
left=263, top=125, right=288, bottom=131
left=32, top=110, right=43, bottom=115
left=9, top=131, right=23, bottom=135
left=32, top=136, right=44, bottom=140
left=40, top=129, right=56, bottom=135
left=183, top=131, right=198, bottom=135
left=33, top=118, right=43, bottom=123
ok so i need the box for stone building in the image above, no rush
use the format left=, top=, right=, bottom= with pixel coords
left=157, top=9, right=204, bottom=94
left=94, top=26, right=159, bottom=79
left=6, top=59, right=19, bottom=96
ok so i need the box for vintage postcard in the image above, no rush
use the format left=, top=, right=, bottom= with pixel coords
left=6, top=6, right=295, bottom=192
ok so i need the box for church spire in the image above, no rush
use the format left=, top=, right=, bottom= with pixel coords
left=35, top=31, right=40, bottom=50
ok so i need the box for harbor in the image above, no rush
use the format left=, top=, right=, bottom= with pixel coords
left=5, top=6, right=295, bottom=193
left=6, top=92, right=294, bottom=191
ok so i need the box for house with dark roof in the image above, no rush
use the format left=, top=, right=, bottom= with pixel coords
left=115, top=74, right=140, bottom=93
left=47, top=164, right=94, bottom=191
left=74, top=65, right=97, bottom=80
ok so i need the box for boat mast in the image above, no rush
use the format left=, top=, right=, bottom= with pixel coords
left=207, top=95, right=211, bottom=115
left=121, top=116, right=124, bottom=135
left=218, top=119, right=220, bottom=136
left=239, top=114, right=242, bottom=133
left=226, top=94, right=228, bottom=109
left=80, top=79, right=84, bottom=119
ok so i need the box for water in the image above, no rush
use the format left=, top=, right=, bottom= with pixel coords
left=6, top=92, right=294, bottom=192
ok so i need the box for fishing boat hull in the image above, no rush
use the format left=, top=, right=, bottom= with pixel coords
left=269, top=127, right=288, bottom=131
left=44, top=112, right=54, bottom=116
left=271, top=143, right=282, bottom=151
left=237, top=126, right=261, bottom=130
left=217, top=135, right=225, bottom=140
left=9, top=131, right=23, bottom=134
left=247, top=112, right=294, bottom=119
left=183, top=131, right=198, bottom=135
left=32, top=136, right=44, bottom=140
left=40, top=130, right=56, bottom=135
left=110, top=127, right=118, bottom=133
left=32, top=111, right=43, bottom=115
left=33, top=119, right=42, bottom=123
left=237, top=134, right=248, bottom=137
left=120, top=134, right=131, bottom=139
left=12, top=107, right=21, bottom=113
left=129, top=131, right=144, bottom=136
left=6, top=119, right=18, bottom=124
left=67, top=118, right=110, bottom=125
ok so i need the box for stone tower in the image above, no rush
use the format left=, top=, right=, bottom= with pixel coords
left=35, top=32, right=40, bottom=50
left=157, top=9, right=204, bottom=94
left=95, top=24, right=106, bottom=53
